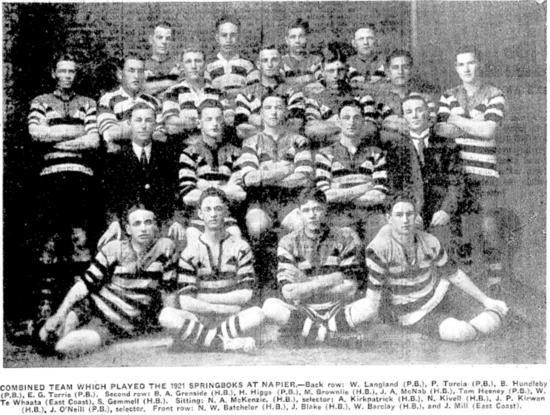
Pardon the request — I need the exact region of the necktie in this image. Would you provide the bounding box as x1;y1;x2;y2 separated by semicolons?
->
416;138;425;165
140;148;148;170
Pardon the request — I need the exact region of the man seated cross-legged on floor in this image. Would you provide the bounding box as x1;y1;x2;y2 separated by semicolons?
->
363;193;508;342
160;188;264;353
263;188;379;345
38;207;178;356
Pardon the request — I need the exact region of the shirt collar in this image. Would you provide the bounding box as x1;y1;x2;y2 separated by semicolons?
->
132;142;152;161
119;86;142;99
410;128;430;140
53;89;77;101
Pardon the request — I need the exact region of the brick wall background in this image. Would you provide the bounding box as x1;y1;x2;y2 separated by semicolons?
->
2;2;546;308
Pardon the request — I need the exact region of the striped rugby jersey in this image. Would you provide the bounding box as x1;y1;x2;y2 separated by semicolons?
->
81;238;178;336
437;84;506;179
303;81;377;122
145;56;179;82
178;138;242;202
162;80;232;125
278;226;362;287
28;90;98;177
235;130;313;183
366;225;457;326
315;139;388;201
206;53;255;96
281;53;323;86
373;84;437;126
176;233;256;296
97;87;163;138
348;53;386;84
234;79;304;126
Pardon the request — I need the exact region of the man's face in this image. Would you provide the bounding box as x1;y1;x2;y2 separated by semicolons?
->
388;56;412;87
324;60;347;89
182;51;205;81
216;22;239;55
339;105;364;138
403;99;429;134
54;60;77;91
150;26;172;57
119;59;145;94
352;28;376;56
130;108;155;146
258;49;281;78
386;201;416;238
261;97;286;128
200;107;224;139
286;27;307;55
198;196;227;230
456;52;479;84
300;200;326;232
126;209;157;246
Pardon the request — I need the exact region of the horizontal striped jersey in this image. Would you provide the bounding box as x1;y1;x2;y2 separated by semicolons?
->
206;53;255;96
278;226;362;287
234;80;304;126
97;87;163;137
348;53;386;84
161;80;231;125
28;90;98;177
303;81;377;122
235;131;313;185
177;233;256;296
373;84;437;125
144;56;179;82
178;138;242;202
437;84;506;179
281;53;323;86
366;225;457;326
81;238;178;336
315;139;388;199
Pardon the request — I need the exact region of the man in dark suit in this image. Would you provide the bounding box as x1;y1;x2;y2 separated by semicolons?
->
387;95;463;248
98;103;184;246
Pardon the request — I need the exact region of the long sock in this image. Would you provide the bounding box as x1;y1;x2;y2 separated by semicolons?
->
172;319;223;351
219;315;243;339
327;307;353;334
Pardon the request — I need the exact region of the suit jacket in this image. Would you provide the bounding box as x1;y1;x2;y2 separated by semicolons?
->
387;129;464;226
104;141;180;226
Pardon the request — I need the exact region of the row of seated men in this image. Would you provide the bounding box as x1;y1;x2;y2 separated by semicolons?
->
24;16;507;348
39;189;509;356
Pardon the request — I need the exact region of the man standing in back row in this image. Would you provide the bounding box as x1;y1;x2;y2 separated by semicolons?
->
436;46;507;295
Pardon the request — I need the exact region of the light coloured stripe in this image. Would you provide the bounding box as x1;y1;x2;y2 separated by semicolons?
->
455;137;496;148
389;269;432;287
332;175;372;188
366;258;386;275
459;151;497;164
112;276;151;290
198;276;241;290
114;265;136;274
91;294;125;325
228;316;238;338
302;318;313;337
389;260;431;275
400;279;450;326
391;277;436;305
44;152;81;160
463;166;499;178
100;288;140;317
40;164;93;176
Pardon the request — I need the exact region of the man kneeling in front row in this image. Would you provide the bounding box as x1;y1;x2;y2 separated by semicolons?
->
364;193;508;341
160;188;264;352
263;188;376;344
39;207;178;356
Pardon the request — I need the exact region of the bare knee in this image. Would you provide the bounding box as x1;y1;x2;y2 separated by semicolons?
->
439;317;477;342
159;307;197;330
246;209;272;239
262;298;291;325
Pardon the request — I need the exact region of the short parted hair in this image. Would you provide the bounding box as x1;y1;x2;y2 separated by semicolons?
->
261;92;286;107
126;205;156;226
384;192;418;214
153;21;172;31
401;94;428;111
288;17;310;34
298;187;327;207
354;24;377;36
198;187;230;209
116;54;145;70
321;42;347;65
216;15;241;31
455;45;481;62
130;102;155;116
198;99;224;117
181;44;205;58
338;99;363;116
259;43;282;55
54;53;78;69
387;49;413;67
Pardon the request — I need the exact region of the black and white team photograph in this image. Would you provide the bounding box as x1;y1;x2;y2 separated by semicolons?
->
2;1;546;369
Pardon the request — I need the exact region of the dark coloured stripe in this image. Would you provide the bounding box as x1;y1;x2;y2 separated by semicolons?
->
461;159;498;171
48;117;85;126
389;275;434;296
198;172;230;181
232;66;248;77
457;144;496;155
147;74;178;82
391;283;438;315
209;67;225;80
